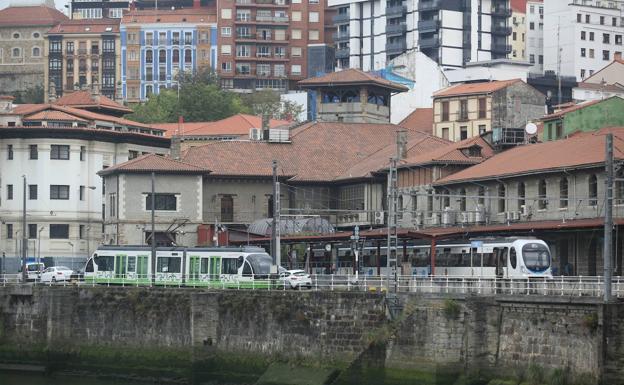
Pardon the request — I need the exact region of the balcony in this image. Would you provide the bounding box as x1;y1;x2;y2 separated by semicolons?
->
386;5;407;17
418;0;440;12
335;47;350;59
491;25;512;35
66;50;74;57
91;48;99;55
91;65;99;72
235;69;254;76
145;39;154;45
491;43;512;54
78;65;88;73
333;31;350;41
491;7;512;17
78;48;87;55
418;19;439;32
386;40;406;54
419;36;440;49
386;23;407;36
333;13;349;24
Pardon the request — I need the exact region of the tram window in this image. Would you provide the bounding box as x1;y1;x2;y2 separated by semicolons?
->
157;257;181;273
222;258;238;274
510;248;517;269
237;256;244;268
127;256;136;273
248;254;272;275
200;258;209;274
94;255;114;271
85;258;94;273
243;261;253;277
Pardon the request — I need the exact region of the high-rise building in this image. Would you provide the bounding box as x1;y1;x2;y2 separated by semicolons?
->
525;0;542;74
544;0;624;81
70;0;130;19
120;8;218;102
330;0;512;71
509;0;526;61
216;0;334;92
44;19;122;101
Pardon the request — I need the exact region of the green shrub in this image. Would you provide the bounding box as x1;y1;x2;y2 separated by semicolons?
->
443;299;461;320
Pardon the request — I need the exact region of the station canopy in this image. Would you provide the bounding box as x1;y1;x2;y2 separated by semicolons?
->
248;217;335;237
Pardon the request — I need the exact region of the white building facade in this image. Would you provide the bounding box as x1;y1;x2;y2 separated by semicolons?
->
525;0;543;74
330;0;512;71
544;0;624;81
0;126;169;271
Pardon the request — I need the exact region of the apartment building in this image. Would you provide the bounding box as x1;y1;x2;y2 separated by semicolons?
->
544;0;624;81
120;8;218;102
0;3;68;95
432;79;544;142
524;0;542;73
69;0;129;19
217;0;333;92
509;0;526;61
330;0;513;71
44;19;121;101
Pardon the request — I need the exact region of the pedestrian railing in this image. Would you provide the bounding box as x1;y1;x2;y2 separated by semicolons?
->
1;273;623;298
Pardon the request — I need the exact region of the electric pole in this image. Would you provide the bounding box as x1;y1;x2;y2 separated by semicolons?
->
604;133;613;302
271;160;281;272
151;171;156;284
387;157;398;293
21;175;27;282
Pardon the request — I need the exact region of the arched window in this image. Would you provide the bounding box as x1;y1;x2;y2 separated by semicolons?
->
32;47;40;57
538;179;547;209
559;177;568;208
517;182;525;210
159;49;166;63
146;49;153;63
11;47;21;58
589;174;597;206
478;186;485;205
459;188;466;211
184;49;192;62
172;49;179;64
498;183;506;213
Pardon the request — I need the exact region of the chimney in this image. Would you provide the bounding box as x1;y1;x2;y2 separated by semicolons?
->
48;81;57;103
262;112;270;140
91;81;100;104
170;136;181;160
177;115;184;136
615;52;622;61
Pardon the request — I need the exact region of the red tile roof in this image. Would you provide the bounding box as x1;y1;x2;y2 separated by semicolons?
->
398;108;433;134
510;0;527;12
121;8;216;24
576;82;624;93
181;122;443;182
541;98;606;120
298;68;409;92
401;135;496;167
433;79;522;98
152;114;290;138
435;128;624;185
0;5;68;27
47;19;120;34
99;154;208;175
54;91;132;114
22;110;88;122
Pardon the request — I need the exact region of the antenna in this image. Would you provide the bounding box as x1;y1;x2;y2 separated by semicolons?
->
557;17;562;105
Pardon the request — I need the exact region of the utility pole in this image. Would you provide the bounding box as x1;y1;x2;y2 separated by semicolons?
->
151;172;156;284
21;176;27;282
271;160;281;272
604;133;614;302
387;157;398;293
557;18;562;105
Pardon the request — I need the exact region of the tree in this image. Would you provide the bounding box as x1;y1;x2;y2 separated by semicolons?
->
124;89;180;123
241;89;304;122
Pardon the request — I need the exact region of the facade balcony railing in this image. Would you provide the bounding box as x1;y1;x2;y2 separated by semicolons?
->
236;69;254;75
386;5;407;17
418;19;439;32
335;47;350;59
386;40;407;54
332;31;350;41
491;25;512;35
237;33;254;39
333;13;350;24
386;23;407;35
418;0;440;12
145;39;154;45
78;65;88;72
66;50;74;56
91;66;99;72
491;7;512;17
78;49;88;55
419;36;440;49
491;43;512;54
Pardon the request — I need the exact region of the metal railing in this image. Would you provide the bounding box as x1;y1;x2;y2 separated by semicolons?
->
2;274;623;298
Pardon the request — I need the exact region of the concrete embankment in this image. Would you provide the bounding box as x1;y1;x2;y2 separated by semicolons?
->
0;286;622;385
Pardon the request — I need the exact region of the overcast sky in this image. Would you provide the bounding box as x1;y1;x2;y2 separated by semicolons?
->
0;0;69;13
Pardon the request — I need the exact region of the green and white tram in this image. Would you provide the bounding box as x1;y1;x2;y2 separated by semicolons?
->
84;246;274;287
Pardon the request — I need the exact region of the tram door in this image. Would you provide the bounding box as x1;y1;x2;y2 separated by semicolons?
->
210;256;221;281
189;255;201;281
136;255;149;281
115;254;127;279
494;248;508;278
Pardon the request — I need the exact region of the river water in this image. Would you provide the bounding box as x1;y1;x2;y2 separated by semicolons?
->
0;372;152;385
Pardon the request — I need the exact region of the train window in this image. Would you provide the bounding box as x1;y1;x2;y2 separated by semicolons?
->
127;256;136;273
201;258;209;274
510;248;517;269
222;258;238;274
85;258;94;273
237;256;244;268
243;261;253;277
248;254;272;275
522;243;550;271
94;255;114;271
157;257;181;273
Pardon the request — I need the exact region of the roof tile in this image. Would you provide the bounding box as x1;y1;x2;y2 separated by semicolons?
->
398;108;433;134
0;5;68;27
433;79;522;98
152;114;290;138
47;19;120;34
54;90;132;113
99;154;209;175
298;68;409;92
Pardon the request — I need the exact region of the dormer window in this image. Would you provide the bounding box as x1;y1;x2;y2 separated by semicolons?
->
460;144;482;157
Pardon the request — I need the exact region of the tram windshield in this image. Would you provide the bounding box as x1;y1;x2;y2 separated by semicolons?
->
521;243;550;272
247;253;272;276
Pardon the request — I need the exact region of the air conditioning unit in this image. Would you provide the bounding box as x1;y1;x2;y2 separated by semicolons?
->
374;211;384;225
249;127;261;140
459;212;469;224
442;207;455;226
520;204;529;217
415;211;424;226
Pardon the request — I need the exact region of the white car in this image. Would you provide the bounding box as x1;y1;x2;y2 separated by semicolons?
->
279;269;312;289
40;266;74;283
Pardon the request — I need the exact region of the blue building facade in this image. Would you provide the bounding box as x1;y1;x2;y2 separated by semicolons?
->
120;11;217;102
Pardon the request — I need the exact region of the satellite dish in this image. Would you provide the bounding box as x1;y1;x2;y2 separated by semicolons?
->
525;123;538;135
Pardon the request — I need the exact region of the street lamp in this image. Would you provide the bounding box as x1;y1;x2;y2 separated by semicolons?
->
68;241;74;271
86;185;96;263
37;226;44;268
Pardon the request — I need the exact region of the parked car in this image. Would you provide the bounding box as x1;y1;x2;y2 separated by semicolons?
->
18;262;45;282
40;266;74;283
279;269;312;289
